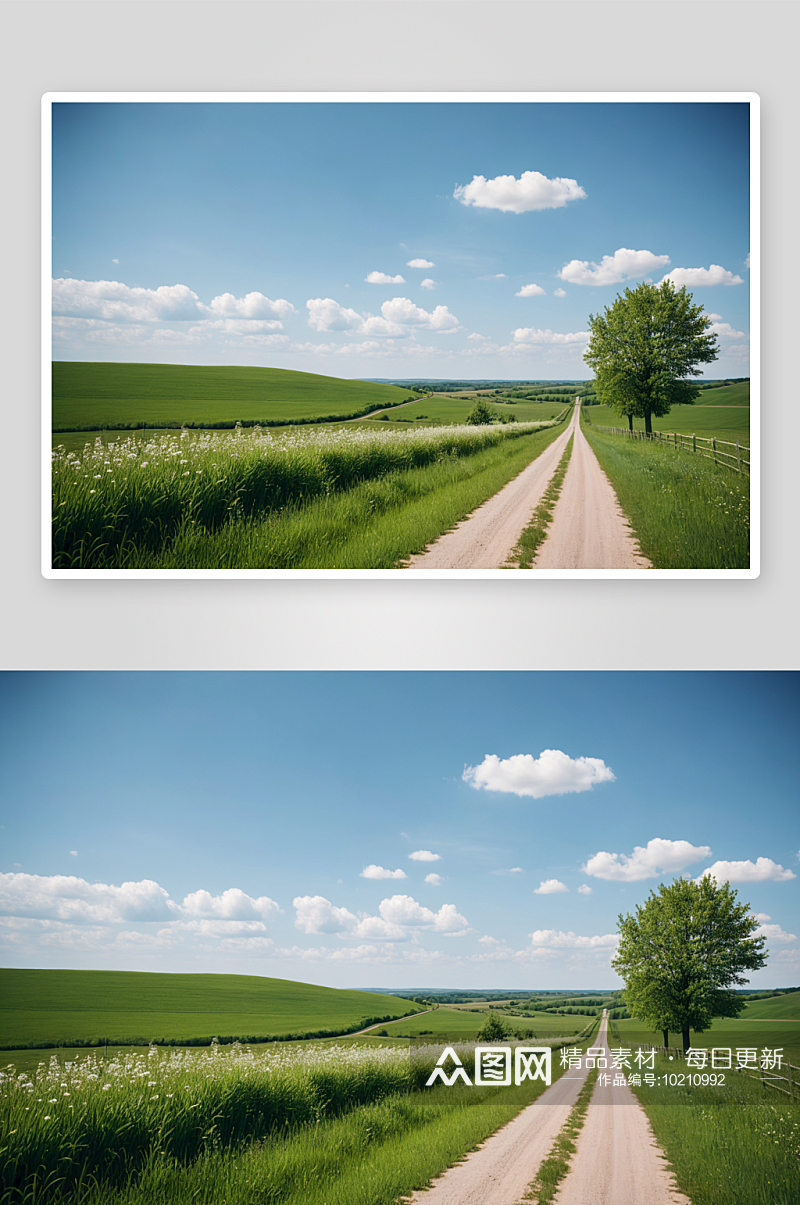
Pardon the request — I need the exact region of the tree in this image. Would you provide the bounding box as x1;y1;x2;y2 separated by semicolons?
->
476;1012;513;1043
583;281;719;434
466;399;496;425
612;876;767;1053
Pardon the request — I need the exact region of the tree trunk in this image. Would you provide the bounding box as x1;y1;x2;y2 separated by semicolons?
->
644;411;653;435
628;414;633;431
682;1023;691;1054
663;1029;669;1050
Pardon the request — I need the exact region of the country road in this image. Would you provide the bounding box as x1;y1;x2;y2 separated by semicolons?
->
405;403;650;570
410;1015;688;1205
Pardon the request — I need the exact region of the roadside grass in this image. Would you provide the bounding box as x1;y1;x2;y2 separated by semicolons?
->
52;363;411;430
62;421;565;570
585;400;749;442
0;969;415;1050
581;423;749;569
507;434;573;567
613;1015;800;1069
627;1050;800;1205
523;1068;598;1204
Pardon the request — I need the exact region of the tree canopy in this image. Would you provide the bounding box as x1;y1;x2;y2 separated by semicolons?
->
583;281;719;433
476;1012;514;1043
612;875;767;1052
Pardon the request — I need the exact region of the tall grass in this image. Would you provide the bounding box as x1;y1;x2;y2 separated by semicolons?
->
582;423;749;569
53;421;559;569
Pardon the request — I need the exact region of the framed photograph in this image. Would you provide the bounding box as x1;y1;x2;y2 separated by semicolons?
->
43;93;758;578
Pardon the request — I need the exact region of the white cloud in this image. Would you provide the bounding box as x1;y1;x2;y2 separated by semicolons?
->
292;895;357;934
181;888;281;920
69;851;77;857
745;253;751;269
365;271;406;284
199;319;285;335
753;913;772;922
425;873;443;887
513;328;590;345
553;288;566;298
559;248;670;286
533;879;569;894
176;919;269;937
494;273;507;278
516;283;546;297
705;314;746;339
463;749;615;799
112;258;119;264
577;884;592;895
379;894;468;933
360;865;407;881
0;872;179;923
661;265;744;287
529;929;618;949
583;838;712;882
407;259;435;269
351;916;408;942
198;292;296;319
698;858;796;884
454;170;586;214
421;279;436;290
52;278;202;322
409;850;441;862
306;297;363;332
756;922;797;944
380;297;460;331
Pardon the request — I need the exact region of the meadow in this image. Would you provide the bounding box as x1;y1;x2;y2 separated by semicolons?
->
0;970;416;1049
52;417;566;570
371;1005;592;1042
581;418;750;569
361;396;570;427
584;379;750;442
52;363;413;431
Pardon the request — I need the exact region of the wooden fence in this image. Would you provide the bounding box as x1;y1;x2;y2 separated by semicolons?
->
586;421;750;475
635;1044;799;1100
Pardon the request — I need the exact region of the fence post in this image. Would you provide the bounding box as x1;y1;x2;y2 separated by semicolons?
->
693;434;696;454
713;437;717;466
737;441;741;472
788;1059;793;1099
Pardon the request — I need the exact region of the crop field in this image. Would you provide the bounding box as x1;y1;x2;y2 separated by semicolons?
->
360;395;569;427
0;1034;584;1204
52;363;413;430
0;969;415;1049
52;417;565;569
582;420;750;569
585;396;750;442
370;1006;592;1042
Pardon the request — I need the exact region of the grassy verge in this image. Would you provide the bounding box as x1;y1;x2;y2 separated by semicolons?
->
122;423;567;569
581;421;749;569
507;434;573;567
524;1068;598;1204
627;1050;800;1205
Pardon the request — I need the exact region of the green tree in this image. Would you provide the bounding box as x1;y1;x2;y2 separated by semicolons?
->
583;281;719;434
612;876;767;1053
466;399;496;425
476;1012;513;1042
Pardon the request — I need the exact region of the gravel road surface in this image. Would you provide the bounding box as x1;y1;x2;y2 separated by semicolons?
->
405;411;576;570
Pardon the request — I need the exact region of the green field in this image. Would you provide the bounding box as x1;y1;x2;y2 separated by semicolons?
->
52;363;414;430
694;381;751;406
372;1005;592;1042
360;395;569;427
0;969;415;1048
585;380;750;443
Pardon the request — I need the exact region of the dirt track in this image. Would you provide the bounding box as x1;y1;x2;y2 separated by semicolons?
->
404;403;650;570
404;412;576;570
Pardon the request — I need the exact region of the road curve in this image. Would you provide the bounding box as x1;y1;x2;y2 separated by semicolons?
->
404;411;577;570
532;405;651;569
554;1018;689;1205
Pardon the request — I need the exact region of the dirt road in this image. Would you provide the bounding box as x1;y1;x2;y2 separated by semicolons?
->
555;1018;689;1205
407;1045;591;1205
532;405;651;569
405;412;576;570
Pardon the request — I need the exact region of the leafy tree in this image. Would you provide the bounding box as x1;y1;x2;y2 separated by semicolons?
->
466;399;496;425
476;1012;513;1042
612;876;767;1053
583;281;719;434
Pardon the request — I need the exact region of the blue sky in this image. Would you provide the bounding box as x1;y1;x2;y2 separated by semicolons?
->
1;672;795;990
51;99;752;381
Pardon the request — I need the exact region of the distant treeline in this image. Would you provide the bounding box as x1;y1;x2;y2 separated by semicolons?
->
52;398;418;434
698;378;750;388
0;1011;418;1052
375;380;585;392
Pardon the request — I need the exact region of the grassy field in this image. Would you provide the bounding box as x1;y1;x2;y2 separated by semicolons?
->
0;969;416;1048
694;381;751;406
52;418;566;569
584;379;750;443
52;363;413;430
359;395;569;427
372;1005;592;1042
581;418;750;569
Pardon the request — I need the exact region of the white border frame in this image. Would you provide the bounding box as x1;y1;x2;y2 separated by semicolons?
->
42;91;759;580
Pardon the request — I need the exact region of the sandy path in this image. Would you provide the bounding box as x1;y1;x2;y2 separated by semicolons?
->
405;410;577;570
531;405;651;569
407;1044;591;1204
555;1019;690;1205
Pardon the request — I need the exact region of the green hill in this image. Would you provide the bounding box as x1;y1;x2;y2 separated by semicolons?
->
741;990;800;1020
52;362;413;431
0;969;415;1048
